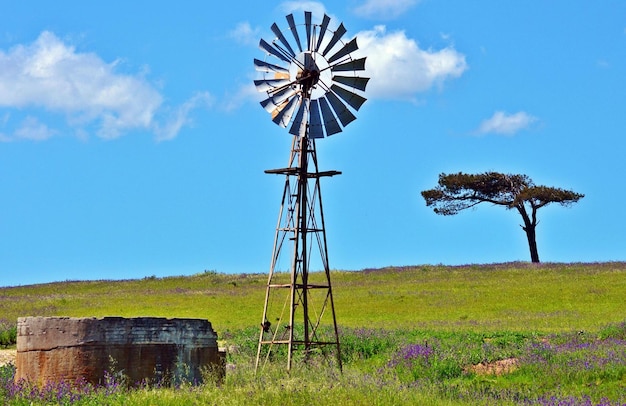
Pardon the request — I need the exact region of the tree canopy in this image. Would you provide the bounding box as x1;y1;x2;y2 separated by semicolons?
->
421;172;584;263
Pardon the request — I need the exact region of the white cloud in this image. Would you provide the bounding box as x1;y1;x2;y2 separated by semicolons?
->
278;2;341;31
596;59;610;69
222;83;261;113
476;111;537;136
155;92;214;142
248;5;465;104
354;0;420;20
230;22;261;46
0;31;209;141
354;26;467;100
280;1;328;19
14;116;56;141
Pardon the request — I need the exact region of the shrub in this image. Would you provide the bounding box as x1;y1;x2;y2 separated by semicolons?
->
598;320;626;340
0;324;17;348
339;327;399;364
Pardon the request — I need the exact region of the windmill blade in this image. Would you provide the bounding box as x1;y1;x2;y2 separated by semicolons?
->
305;11;312;50
308;99;325;138
260;86;297;113
326;92;356;126
327;38;359;63
286;14;303;52
289;98;308;137
272;94;300;128
330;84;367;111
331;57;366;72
318;97;342;136
332;75;369;92
315;14;331;52
254;78;291;93
254;58;289;75
321;23;347;57
271;23;296;58
259;39;291;63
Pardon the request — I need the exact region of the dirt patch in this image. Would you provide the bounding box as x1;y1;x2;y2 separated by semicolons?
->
0;349;16;366
467;357;519;375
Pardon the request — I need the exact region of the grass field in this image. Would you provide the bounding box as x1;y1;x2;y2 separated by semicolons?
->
1;262;625;332
1;262;626;405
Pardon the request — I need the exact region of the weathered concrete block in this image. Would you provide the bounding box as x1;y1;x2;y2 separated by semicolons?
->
15;316;225;387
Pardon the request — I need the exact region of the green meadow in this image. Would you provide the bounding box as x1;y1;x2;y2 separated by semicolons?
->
2;262;624;332
1;262;626;405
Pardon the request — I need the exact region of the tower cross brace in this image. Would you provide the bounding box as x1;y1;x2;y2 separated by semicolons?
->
255;134;342;372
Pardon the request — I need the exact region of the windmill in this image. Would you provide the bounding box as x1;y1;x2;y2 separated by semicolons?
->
254;11;368;371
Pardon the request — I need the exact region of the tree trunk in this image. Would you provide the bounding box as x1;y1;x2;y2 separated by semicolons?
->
517;205;540;263
524;224;540;263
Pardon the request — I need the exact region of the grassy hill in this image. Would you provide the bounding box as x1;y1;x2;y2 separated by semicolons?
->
2;262;626;404
2;262;625;333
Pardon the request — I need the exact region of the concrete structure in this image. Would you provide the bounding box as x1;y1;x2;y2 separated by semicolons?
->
15;316;224;386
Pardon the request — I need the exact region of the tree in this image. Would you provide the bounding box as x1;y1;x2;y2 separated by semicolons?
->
421;172;584;263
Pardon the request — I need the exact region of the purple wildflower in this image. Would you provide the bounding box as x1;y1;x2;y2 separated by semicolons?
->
389;343;433;368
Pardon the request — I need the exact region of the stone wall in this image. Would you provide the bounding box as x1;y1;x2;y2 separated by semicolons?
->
16;316;225;386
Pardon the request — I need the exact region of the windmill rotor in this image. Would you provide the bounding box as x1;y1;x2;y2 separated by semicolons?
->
254;12;368;138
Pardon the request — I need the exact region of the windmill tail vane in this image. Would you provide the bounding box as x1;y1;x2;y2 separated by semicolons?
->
254;11;368;372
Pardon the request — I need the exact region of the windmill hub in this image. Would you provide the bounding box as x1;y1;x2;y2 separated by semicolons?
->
296;66;319;94
291;51;327;98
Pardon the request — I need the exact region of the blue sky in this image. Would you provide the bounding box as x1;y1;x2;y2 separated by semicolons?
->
1;1;625;286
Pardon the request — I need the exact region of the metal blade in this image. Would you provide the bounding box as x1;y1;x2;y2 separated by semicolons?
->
331;57;366;72
331;84;367;111
318;97;342;135
254;58;289;75
305;11;312;50
254;78;291;93
327;38;359;63
332;75;370;91
286;14;303;53
315;14;331;52
321;23;346;57
259;39;290;63
260;86;297;113
271;23;296;58
326;91;356;126
289;98;308;137
272;94;300;128
308;99;324;138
